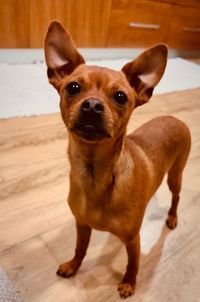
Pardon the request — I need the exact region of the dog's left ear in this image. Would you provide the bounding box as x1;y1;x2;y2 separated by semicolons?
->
44;20;85;91
122;44;168;107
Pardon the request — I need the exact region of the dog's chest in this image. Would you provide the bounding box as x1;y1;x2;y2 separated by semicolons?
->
69;189;115;231
68;179;137;238
68;153;139;236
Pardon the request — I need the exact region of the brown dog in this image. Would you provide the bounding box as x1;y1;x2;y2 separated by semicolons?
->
44;21;191;298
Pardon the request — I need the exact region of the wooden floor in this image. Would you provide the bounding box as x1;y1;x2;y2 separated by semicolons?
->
0;88;200;302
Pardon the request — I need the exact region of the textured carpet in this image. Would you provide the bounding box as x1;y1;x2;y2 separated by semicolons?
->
0;268;22;302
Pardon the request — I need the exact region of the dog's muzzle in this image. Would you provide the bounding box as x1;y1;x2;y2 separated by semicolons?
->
72;98;111;141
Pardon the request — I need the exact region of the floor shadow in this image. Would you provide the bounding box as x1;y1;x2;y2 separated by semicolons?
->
137;225;171;292
80;223;171;290
79;232;124;284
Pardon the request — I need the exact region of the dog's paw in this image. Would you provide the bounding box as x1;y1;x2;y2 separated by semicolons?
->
117;282;135;299
57;260;78;278
166;215;177;229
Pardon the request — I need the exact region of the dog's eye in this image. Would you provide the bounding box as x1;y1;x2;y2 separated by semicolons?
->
66;82;81;96
113;91;128;106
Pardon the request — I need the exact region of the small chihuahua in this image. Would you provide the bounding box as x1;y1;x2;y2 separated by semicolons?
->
44;21;191;298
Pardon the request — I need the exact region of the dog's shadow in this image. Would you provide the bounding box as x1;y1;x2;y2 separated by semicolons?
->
137;225;170;290
81;223;170;293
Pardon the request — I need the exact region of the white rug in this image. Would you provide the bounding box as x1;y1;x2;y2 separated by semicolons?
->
0;58;200;118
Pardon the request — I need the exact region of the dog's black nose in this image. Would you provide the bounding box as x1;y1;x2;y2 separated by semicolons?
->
81;99;104;114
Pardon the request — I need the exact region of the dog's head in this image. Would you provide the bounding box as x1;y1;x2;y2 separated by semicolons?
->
44;21;167;144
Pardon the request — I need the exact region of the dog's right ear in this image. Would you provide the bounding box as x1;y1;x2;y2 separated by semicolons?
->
122;44;168;107
44;21;85;91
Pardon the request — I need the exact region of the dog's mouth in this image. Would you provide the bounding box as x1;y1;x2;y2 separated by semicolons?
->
71;123;111;142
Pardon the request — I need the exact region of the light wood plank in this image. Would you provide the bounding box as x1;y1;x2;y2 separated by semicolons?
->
0;236;83;302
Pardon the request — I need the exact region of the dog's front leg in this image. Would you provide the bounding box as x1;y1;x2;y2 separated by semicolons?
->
57;222;92;278
118;234;140;298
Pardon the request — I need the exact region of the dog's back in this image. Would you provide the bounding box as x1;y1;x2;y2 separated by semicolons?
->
127;115;191;203
128;115;191;168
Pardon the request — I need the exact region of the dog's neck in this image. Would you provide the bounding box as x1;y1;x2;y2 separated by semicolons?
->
68;134;125;192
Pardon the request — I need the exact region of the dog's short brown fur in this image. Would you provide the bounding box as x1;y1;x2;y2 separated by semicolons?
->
44;21;191;298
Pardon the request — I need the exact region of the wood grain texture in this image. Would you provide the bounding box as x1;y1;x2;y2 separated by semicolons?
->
166;6;200;49
158;0;200;8
29;0;112;47
0;0;199;49
0;0;29;47
106;0;172;47
0;88;200;301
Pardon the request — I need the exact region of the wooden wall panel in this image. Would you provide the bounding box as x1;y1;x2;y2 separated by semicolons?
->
158;0;200;9
166;6;200;49
29;0;112;48
29;0;57;48
0;0;29;48
0;0;199;50
106;0;172;47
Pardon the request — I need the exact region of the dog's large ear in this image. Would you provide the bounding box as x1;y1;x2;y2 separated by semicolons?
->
122;44;168;107
44;20;85;91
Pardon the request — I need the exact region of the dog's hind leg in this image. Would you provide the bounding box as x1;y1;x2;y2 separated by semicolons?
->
166;164;182;229
166;147;190;229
